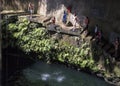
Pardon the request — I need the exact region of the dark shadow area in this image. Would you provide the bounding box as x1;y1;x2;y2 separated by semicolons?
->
2;47;35;86
1;15;36;86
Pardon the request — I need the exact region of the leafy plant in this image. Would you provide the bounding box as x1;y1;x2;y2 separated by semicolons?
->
2;17;99;73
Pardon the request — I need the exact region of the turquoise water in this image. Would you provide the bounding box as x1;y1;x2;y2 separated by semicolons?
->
16;61;113;86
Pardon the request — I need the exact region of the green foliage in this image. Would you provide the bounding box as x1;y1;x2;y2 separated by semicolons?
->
106;58;110;65
2;17;99;73
91;66;99;72
80;60;88;68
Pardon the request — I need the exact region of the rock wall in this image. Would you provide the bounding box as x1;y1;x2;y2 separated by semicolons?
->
1;0;39;13
37;0;120;40
37;0;87;23
1;0;120;40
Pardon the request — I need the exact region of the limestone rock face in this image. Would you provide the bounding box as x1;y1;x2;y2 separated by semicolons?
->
37;0;120;40
1;0;120;38
37;0;47;16
37;0;86;23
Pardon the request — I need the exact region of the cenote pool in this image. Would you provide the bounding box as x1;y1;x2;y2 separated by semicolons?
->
12;61;114;86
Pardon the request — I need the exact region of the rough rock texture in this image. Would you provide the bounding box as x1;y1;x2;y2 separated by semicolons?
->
37;0;120;41
1;0;120;41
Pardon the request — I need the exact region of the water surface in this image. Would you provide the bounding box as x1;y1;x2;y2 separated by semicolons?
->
16;61;113;86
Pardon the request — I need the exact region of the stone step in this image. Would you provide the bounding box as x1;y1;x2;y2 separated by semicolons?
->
46;26;80;36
